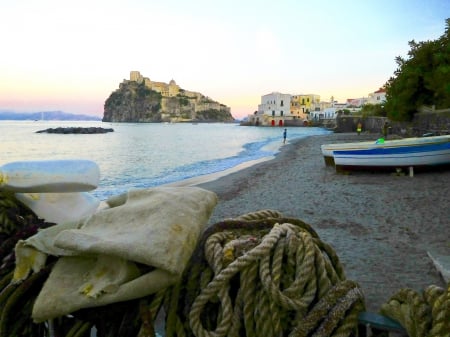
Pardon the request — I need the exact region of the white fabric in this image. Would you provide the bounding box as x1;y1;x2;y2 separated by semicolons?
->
13;221;82;282
14;192;100;224
13;186;217;322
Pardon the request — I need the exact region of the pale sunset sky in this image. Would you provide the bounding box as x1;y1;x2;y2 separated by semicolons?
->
1;0;449;119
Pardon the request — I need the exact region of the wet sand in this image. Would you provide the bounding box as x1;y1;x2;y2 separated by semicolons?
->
195;132;450;311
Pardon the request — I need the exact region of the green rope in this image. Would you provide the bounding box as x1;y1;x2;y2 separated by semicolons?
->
1;207;368;337
0;263;53;337
380;282;450;337
428;284;450;337
66;320;93;337
163;212;366;337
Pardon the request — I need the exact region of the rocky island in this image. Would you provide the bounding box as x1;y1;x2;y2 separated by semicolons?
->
36;127;114;134
103;71;235;123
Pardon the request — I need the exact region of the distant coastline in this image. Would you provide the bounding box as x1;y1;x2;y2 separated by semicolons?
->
0;110;101;121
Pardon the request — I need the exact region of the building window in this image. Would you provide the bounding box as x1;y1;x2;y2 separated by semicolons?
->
281;111;284;116
272;111;275;117
281;100;284;106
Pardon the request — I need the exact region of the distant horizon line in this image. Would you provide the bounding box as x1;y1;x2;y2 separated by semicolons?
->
0;110;102;121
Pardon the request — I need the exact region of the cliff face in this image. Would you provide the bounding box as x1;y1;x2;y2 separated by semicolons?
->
103;82;163;122
103;81;234;123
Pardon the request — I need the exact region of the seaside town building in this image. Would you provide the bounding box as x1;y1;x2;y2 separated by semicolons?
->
367;88;387;105
346;98;368;107
309;98;342;121
250;92;293;126
247;87;389;126
290;94;321;119
248;92;332;126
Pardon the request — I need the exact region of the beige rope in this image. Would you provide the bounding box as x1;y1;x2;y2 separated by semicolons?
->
168;212;366;337
380;282;450;337
1;206;367;337
233;209;284;221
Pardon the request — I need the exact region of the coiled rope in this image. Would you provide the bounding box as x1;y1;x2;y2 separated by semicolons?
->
162;210;365;337
1;195;368;337
380;283;450;337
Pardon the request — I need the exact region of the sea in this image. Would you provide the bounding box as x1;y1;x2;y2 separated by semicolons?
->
0;120;332;200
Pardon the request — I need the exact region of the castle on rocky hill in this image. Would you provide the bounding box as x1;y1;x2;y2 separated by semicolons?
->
103;71;233;123
125;71;231;119
130;71;188;98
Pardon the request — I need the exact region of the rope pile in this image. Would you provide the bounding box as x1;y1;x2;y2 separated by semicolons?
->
2;189;449;337
0;191;56;336
380;283;450;337
1;193;368;337
169;210;366;337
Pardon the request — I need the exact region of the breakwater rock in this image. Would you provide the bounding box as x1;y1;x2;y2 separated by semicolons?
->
36;127;114;134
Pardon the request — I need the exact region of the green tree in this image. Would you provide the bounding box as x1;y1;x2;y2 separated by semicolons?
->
360;104;386;117
384;18;450;121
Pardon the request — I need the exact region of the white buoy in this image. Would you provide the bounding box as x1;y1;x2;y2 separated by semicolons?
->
0;160;100;192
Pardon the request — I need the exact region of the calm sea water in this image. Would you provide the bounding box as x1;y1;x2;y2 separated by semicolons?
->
0;121;331;200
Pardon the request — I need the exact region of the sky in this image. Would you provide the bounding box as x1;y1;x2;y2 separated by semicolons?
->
1;0;449;119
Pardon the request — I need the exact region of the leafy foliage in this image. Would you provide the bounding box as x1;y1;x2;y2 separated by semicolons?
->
360;104;386;117
336;109;351;115
196;109;232;121
384;18;450;121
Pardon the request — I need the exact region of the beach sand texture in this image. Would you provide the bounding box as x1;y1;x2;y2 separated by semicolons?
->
197;132;450;312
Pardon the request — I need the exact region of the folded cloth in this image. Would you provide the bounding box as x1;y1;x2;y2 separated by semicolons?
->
13;221;80;281
13;186;217;322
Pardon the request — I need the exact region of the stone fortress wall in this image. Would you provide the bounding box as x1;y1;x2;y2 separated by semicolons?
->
127;71;230;116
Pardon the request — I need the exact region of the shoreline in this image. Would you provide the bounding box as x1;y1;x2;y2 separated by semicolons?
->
165;156;275;187
194;132;450;311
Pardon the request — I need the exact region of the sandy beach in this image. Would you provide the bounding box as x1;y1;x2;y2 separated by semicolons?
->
196;132;450;312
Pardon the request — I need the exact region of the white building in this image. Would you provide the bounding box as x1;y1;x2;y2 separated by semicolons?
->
367;88;387;105
246;88;389;126
310;107;339;120
258;92;291;117
249;92;292;126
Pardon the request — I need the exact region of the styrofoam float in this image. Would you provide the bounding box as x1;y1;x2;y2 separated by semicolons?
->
0;159;100;192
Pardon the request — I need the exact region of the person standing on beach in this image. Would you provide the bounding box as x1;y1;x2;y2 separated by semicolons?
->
283;128;287;144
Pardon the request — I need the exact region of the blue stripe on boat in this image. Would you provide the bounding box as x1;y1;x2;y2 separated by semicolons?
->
333;142;450;156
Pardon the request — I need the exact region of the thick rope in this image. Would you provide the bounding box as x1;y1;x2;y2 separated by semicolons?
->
380;282;450;337
3;195;449;337
233;209;284;221
164;211;366;337
1;202;369;337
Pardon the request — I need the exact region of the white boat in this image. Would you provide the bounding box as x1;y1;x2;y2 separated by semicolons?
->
321;139;380;166
321;135;450;170
320;137;427;166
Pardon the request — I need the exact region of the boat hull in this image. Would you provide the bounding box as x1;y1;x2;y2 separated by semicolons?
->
321;135;450;170
333;142;450;169
321;140;377;166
